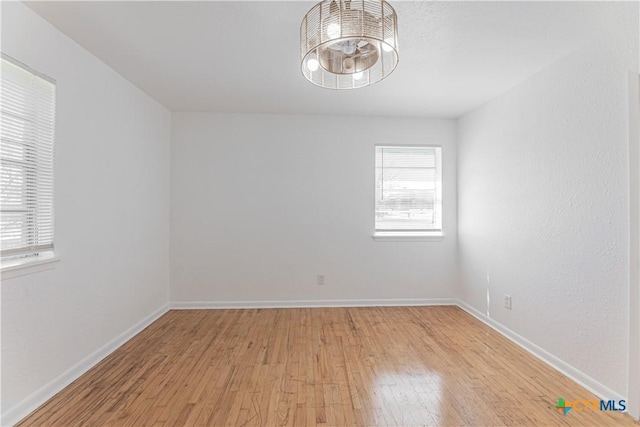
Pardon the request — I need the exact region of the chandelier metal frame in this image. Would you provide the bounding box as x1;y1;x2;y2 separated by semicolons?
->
300;0;399;89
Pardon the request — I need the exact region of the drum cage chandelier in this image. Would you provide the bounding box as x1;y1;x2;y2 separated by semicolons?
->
300;0;399;90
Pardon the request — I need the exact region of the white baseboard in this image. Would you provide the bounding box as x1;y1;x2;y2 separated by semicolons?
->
170;298;458;309
1;303;170;427
456;299;626;403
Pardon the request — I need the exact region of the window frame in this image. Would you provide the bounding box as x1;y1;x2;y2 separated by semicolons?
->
373;144;444;241
1;54;57;270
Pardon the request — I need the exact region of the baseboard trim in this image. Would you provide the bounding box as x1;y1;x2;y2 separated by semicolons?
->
1;303;170;427
170;298;458;309
455;299;626;403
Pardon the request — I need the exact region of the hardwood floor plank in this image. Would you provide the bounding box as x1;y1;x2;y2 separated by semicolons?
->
15;306;639;426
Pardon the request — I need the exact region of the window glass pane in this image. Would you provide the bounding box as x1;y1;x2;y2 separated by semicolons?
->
0;56;55;260
375;146;442;232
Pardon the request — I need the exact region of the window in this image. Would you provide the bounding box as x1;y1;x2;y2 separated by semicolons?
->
1;55;55;264
374;145;442;238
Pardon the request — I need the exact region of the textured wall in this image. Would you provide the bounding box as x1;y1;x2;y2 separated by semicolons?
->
457;5;638;397
1;2;171;418
628;72;640;419
171;113;457;303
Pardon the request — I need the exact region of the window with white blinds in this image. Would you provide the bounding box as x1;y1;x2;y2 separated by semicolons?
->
1;55;55;261
375;145;442;234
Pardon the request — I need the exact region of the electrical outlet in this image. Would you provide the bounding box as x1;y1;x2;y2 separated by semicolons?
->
504;294;512;310
317;275;325;286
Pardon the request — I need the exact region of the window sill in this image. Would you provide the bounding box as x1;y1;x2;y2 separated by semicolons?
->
372;232;444;242
1;253;59;280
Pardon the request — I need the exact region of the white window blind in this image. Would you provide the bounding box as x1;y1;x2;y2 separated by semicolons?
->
1;55;55;261
375;145;442;233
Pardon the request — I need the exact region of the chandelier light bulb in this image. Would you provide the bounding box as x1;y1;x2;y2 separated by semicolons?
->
382;39;394;53
307;58;319;71
353;72;363;80
327;23;341;39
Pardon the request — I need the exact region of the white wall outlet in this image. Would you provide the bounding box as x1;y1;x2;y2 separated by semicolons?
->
504;294;512;310
317;275;325;286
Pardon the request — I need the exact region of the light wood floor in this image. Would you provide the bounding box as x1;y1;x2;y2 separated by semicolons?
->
18;306;639;426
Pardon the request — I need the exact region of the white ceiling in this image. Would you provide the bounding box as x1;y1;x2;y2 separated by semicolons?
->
26;1;627;118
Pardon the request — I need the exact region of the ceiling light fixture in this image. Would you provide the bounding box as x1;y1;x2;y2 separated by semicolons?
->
300;0;399;89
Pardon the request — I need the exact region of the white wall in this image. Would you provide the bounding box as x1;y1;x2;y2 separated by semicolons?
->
628;72;640;419
171;113;456;304
0;2;171;423
457;5;638;399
